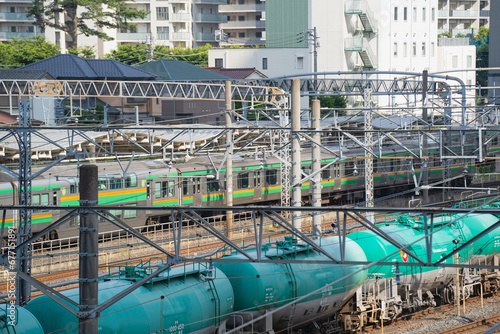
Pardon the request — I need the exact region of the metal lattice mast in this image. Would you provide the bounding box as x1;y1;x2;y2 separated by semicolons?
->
16;99;32;305
364;88;374;222
279;104;291;212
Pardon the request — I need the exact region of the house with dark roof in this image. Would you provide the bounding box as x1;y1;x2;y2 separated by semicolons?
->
136;59;233;125
15;54;158;125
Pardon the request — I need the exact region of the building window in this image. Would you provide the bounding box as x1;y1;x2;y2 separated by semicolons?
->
394;7;398;21
297;56;304;69
422;42;426;56
431;42;435;57
452;55;458;68
432;8;436;21
157;26;169;40
413;42;416;56
404;7;408;21
413;7;417;22
256;31;262;38
422;7;426;22
393;42;398;57
156;7;168;20
9;7;15;13
215;58;223;67
238;15;245;21
262;57;268;70
238;32;245;38
467;55;473;67
403;42;407;57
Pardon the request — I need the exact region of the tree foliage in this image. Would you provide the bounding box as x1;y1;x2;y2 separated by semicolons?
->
0;36;60;68
27;0;147;49
104;43;214;66
68;45;96;59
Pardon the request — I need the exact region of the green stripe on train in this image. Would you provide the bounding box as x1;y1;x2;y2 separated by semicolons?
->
263;187;281;195
234;190;254;198
182;198;194;205
99;193;147;205
0;189;13;194
341;178;359;185
203;194;224;202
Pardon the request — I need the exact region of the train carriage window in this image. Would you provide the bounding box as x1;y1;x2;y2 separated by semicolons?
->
53;192;57;205
238;172;249;189
182;180;189;195
109;209;122;219
124;204;137;219
333;164;340;177
207;179;220;192
32;194;40;206
197;178;201;193
155;183;162;198
69;178;78;194
345;161;355;176
265;169;278;185
98;177;108;190
302;166;311;175
168;181;175;197
125;173;137;188
41;193;49;206
109;175;123;190
321;168;331;179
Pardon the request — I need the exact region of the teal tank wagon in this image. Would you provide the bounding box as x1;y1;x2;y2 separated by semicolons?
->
215;236;367;332
0;304;44;334
26;262;234;334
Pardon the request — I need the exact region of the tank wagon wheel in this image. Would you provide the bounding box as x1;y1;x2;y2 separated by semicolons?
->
443;285;455;305
144;217;161;232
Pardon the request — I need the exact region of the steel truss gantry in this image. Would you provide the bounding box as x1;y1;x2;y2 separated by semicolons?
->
0;72;496;309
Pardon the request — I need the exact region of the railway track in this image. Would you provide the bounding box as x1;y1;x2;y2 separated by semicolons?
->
437;314;500;334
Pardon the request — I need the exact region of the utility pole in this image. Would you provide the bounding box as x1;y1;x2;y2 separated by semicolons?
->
146;34;154;62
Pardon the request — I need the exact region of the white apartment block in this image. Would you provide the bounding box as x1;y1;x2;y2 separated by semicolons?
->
218;0;265;46
0;0;40;42
0;0;229;57
438;0;489;36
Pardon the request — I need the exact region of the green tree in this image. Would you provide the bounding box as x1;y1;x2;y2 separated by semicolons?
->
314;95;347;116
28;0;147;50
474;27;489;102
104;43;213;66
68;45;96;59
0;36;60;68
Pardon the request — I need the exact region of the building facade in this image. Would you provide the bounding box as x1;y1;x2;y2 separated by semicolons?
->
218;0;265;46
438;0;489;36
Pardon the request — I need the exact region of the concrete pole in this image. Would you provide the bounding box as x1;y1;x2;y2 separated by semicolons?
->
291;79;302;231
312;99;322;236
79;165;99;334
225;81;233;239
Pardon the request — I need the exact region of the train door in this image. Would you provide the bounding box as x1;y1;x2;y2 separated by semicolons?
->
146;180;153;205
191;177;202;205
254;170;262;201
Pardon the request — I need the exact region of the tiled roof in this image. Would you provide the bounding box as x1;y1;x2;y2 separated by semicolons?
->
136;59;231;81
19;54;156;80
204;67;267;80
0;69;53;80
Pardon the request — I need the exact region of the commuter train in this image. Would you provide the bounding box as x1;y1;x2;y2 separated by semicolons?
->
13;203;500;333
1;135;496;245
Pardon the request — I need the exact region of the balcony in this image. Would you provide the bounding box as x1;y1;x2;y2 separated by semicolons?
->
116;32;150;41
195;32;216;41
0;32;40;39
193;0;227;4
0;12;32;21
220;20;265;29
438;10;448;17
129;13;151;21
480;10;489;17
171;13;191;21
194;13;227;23
170;0;189;2
452;28;473;36
218;4;265;13
172;32;191;40
451;10;477;17
222;37;263;45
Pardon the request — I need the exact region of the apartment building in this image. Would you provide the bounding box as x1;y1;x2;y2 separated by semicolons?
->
0;0;39;42
0;0;229;57
438;0;489;36
218;0;265;46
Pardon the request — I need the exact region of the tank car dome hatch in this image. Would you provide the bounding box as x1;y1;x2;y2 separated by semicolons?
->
26;263;234;334
0;305;44;334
